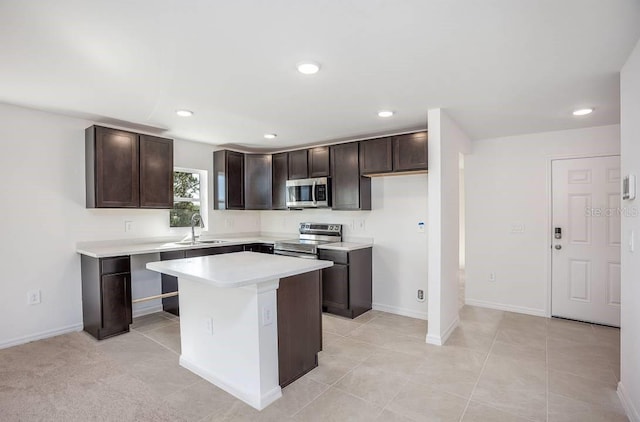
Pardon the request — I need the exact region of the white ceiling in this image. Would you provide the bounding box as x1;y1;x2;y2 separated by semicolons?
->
1;1;639;149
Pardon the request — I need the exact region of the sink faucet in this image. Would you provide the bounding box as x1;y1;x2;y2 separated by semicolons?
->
191;213;204;244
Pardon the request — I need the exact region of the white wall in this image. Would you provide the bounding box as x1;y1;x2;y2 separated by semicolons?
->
260;174;429;319
0;103;259;348
426;109;471;345
619;38;640;422
465;125;620;316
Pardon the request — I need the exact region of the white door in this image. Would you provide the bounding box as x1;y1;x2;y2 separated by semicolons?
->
551;156;621;327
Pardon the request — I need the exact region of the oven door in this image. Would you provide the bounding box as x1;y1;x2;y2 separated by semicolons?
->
286;177;330;208
274;249;318;259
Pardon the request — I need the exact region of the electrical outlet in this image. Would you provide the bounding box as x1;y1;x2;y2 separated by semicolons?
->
124;220;134;232
204;317;214;335
417;221;425;233
27;290;41;305
225;218;234;228
356;219;366;231
417;289;425;302
262;305;274;326
489;272;496;282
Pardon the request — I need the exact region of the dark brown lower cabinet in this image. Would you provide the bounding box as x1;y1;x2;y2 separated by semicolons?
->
81;255;132;340
277;270;322;387
319;247;372;319
159;245;245;316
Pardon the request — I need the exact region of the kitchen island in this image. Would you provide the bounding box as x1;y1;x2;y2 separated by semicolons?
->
146;251;332;410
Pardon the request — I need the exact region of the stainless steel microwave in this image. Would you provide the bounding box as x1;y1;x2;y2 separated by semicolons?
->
286;177;331;208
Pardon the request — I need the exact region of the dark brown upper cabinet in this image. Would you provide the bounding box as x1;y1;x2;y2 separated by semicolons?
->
359;137;393;175
393;131;428;172
272;152;288;210
85;126;173;209
214;150;245;210
244;154;272;210
308;146;330;177
330;142;371;210
139;135;173;208
358;131;428;176
288;149;308;179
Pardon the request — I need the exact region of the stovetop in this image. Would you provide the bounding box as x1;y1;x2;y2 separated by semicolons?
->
274;222;342;255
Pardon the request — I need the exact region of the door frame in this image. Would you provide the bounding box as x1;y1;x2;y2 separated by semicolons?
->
545;152;620;318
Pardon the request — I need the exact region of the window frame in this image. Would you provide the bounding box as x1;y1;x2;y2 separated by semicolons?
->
170;167;208;229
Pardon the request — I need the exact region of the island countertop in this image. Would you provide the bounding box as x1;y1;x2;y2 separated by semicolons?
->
146;251;333;288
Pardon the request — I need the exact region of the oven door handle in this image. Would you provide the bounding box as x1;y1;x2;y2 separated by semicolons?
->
274;250;317;259
312;180;317;206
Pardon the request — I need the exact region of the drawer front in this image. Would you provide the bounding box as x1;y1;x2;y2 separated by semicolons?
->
100;256;130;275
318;249;348;265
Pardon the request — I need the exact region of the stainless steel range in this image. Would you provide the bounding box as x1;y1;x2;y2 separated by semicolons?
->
274;223;342;259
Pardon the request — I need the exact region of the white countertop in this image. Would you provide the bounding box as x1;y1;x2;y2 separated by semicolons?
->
76;234;372;258
146;251;333;288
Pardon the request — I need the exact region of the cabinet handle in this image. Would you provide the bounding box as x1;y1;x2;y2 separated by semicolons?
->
312;180;317;206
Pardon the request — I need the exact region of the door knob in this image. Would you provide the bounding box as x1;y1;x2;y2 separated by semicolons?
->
554;244;562;250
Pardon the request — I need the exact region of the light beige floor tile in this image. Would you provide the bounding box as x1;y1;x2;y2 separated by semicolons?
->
307;352;361;385
547;318;598;344
271;376;329;416
548;336;618;362
410;346;486;398
204;398;292;421
548;392;629;422
471;355;546;421
96;330;176;365
353;310;383;323
131;312;177;332
490;340;546;364
457;318;502;336
322;313;363;336
142;322;182;354
462;401;534;422
386;381;468;422
548;352;618;384
292;387;382;422
548;370;623;411
445;325;495;352
347;323;412;349
322;334;382;361
165;379;237;421
360;349;426;377
366;314;428;338
459;305;504;324
381;334;434;358
495;327;546;351
125;354;202;398
375;409;415;421
333;364;407;406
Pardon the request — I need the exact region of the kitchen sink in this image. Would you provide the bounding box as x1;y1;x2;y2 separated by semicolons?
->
173;239;227;245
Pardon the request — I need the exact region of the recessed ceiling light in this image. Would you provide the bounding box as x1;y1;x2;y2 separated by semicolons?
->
378;110;394;118
297;62;320;75
264;133;277;139
572;108;593;116
176;109;194;117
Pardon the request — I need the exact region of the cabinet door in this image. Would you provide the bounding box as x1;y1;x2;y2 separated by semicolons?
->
322;264;349;309
139;135;173;208
360;137;393;174
94;127;139;207
244;154;272;210
288;150;308;179
272;152;288;210
308;146;330;177
160;250;185;316
331;142;370;210
227;151;245;209
100;273;131;337
393;132;428;172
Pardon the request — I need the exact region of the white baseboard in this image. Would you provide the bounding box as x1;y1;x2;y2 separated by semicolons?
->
618;382;640;422
132;304;164;318
0;323;83;350
372;303;427;320
180;356;282;410
465;298;546;317
426;315;459;346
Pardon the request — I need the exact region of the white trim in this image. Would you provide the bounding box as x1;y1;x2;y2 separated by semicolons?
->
465;298;547;317
0;323;83;350
132;304;164;318
180;356;282;411
618;381;640;422
546;153;621;319
372;303;427;320
426;315;459;346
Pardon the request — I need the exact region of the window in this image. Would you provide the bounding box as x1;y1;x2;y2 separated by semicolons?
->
170;168;207;228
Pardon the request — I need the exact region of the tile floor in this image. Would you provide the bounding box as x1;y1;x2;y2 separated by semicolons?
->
0;306;625;421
